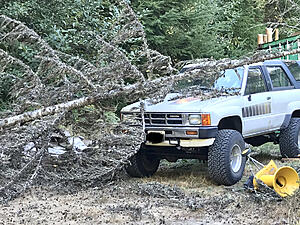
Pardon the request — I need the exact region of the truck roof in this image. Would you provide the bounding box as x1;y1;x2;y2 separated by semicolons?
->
249;60;300;67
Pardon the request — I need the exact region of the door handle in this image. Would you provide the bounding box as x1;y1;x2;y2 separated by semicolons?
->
248;95;251;101
267;97;271;100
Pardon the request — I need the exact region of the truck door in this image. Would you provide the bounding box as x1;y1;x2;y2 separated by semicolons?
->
243;67;273;136
264;65;296;130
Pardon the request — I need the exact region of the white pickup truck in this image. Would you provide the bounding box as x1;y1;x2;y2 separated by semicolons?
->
121;60;300;186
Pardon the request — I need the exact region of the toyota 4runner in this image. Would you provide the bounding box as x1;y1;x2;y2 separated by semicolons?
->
121;60;300;186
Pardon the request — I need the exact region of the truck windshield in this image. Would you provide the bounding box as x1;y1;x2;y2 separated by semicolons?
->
173;67;244;92
214;67;244;90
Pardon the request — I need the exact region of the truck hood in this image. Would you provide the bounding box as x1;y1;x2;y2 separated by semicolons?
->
121;94;241;113
145;96;237;112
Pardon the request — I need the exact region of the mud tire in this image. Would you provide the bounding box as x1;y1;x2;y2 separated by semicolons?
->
279;118;300;158
125;149;160;177
208;129;246;186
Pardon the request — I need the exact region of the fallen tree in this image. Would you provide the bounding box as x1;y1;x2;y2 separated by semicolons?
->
0;47;300;129
1;3;300;204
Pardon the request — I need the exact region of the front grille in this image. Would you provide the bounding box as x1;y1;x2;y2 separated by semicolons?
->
144;113;184;126
167;120;182;125
151;114;165;118
167;114;182;118
151;119;166;124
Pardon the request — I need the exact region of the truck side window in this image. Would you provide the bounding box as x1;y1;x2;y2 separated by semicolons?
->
285;61;300;81
266;66;292;88
245;68;266;95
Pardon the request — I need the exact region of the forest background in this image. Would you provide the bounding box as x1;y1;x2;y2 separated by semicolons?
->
1;0;300;113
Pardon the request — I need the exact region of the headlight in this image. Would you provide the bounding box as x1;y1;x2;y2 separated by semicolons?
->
189;115;201;125
121;113;131;121
121;113;140;123
189;114;211;125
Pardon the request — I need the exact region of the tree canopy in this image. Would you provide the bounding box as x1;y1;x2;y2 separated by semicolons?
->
132;0;300;61
1;0;299;64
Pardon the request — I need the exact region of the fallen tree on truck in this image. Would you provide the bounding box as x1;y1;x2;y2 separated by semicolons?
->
1;2;300;203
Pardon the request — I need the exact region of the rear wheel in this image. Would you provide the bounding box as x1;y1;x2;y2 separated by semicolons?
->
279;118;300;158
125;149;160;177
208;129;246;186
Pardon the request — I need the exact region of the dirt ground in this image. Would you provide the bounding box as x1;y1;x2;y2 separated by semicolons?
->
0;146;299;225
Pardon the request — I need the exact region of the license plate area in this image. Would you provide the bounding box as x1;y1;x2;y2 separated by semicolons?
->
146;131;165;143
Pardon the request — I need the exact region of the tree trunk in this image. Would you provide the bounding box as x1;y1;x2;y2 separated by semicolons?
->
1;48;299;129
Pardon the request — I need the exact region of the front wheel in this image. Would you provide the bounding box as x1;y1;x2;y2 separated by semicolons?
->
208;129;246;186
125;149;160;178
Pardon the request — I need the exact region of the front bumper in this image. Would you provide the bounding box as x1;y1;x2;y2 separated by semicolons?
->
145;138;215;147
144;126;218;147
145;126;218;139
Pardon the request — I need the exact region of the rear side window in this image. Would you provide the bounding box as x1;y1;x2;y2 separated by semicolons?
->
285;61;300;81
266;66;292;88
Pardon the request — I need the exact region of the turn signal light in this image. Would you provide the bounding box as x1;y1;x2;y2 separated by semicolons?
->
186;131;198;135
201;114;211;126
